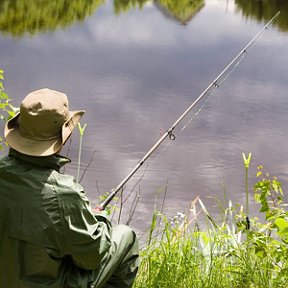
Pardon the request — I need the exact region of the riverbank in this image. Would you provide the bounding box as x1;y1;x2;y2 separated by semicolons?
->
133;166;288;288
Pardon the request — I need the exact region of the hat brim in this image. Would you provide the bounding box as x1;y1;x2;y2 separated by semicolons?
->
4;110;85;157
61;110;85;146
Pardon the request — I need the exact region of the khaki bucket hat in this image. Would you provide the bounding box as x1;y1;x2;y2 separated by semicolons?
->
4;88;85;157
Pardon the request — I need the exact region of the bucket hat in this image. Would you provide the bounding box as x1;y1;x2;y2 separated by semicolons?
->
4;88;85;157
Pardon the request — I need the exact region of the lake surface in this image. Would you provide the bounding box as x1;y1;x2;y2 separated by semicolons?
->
1;0;288;233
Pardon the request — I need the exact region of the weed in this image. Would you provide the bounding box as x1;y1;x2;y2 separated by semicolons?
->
0;69;16;152
133;161;288;288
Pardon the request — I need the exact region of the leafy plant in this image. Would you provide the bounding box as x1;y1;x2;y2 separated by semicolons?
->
0;69;15;151
133;161;288;288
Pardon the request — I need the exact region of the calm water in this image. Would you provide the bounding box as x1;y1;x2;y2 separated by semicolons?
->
1;0;288;232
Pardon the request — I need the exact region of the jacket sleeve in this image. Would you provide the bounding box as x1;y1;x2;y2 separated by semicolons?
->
52;172;112;270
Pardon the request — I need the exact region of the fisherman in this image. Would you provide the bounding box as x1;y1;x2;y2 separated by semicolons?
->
0;88;139;288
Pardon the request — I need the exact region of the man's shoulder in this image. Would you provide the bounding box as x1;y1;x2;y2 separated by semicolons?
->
49;171;84;196
0;153;13;167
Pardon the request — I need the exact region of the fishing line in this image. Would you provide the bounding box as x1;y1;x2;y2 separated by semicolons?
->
234;27;279;138
179;45;249;136
127;49;255;183
98;11;280;210
113;50;250;198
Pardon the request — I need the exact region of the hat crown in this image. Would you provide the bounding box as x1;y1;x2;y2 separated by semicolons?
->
19;88;70;140
4;88;84;157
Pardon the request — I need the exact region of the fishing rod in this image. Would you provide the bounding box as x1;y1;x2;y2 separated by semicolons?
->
97;11;280;210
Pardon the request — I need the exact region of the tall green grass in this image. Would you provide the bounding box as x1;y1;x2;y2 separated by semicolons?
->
133;164;288;288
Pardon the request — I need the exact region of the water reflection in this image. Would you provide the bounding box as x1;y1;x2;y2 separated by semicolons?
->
113;0;150;14
235;0;288;32
1;0;288;38
0;0;104;37
114;0;205;25
154;0;205;25
0;0;205;37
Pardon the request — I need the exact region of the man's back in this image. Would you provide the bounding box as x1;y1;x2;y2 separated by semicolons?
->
0;149;111;287
0;88;139;288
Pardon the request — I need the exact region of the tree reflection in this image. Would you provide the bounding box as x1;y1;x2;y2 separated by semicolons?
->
0;0;204;37
2;0;287;38
0;0;104;37
114;0;205;25
113;0;150;15
0;0;205;38
235;0;288;32
154;0;204;25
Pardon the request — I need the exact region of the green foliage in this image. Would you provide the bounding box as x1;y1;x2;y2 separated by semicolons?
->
254;166;284;219
254;167;288;246
0;70;15;151
97;191;119;216
134;165;288;288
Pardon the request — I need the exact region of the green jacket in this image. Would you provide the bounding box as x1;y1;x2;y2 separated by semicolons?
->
0;149;112;287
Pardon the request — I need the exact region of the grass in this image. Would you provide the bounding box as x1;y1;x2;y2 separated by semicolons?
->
133;164;288;288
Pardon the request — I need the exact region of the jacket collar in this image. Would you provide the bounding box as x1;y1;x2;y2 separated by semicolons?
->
9;149;71;171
